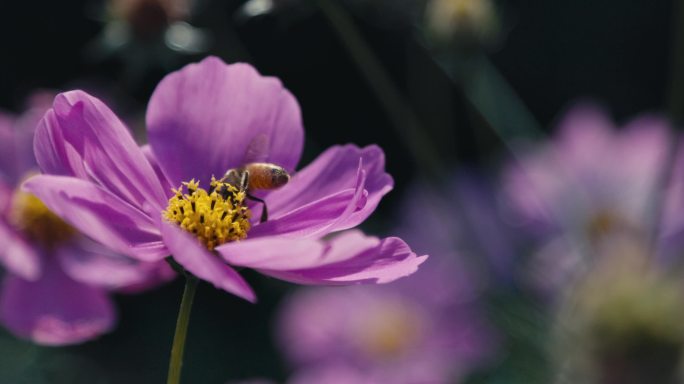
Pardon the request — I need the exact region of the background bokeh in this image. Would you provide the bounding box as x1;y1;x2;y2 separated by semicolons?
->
0;0;677;383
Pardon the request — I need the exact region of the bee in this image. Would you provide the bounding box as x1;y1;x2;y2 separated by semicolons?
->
219;135;291;223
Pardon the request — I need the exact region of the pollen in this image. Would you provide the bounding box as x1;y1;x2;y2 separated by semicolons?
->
10;190;76;248
163;177;251;251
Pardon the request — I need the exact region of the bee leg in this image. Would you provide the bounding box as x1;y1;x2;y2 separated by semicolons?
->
246;193;269;223
240;170;250;191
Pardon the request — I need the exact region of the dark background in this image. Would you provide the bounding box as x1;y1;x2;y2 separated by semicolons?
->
0;0;675;382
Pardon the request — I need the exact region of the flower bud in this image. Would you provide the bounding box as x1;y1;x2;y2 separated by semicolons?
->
424;0;499;50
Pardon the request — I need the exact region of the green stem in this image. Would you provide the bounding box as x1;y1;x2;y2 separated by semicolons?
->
314;0;444;179
668;0;684;124
166;275;199;384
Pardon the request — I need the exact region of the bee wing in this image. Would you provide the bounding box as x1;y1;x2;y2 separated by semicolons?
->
243;133;270;163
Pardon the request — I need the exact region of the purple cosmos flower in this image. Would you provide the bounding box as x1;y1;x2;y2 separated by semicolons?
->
26;56;426;303
0;97;174;345
277;262;496;384
502;104;681;294
395;172;523;287
277;181;498;384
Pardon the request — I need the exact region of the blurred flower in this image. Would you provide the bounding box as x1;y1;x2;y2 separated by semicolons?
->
226;379;277;384
287;363;380;384
278;263;496;383
277;177;499;384
503;104;679;295
108;0;190;40
236;0;283;19
236;0;421;29
553;237;684;384
424;0;500;50
26;57;426;303
0;96;173;346
87;0;210;87
395;173;521;286
101;0;209;52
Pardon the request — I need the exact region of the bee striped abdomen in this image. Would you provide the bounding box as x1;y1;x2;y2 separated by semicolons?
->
245;163;291;190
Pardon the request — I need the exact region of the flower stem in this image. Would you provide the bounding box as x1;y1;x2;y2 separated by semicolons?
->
167;275;199;384
668;0;684;124
313;0;444;179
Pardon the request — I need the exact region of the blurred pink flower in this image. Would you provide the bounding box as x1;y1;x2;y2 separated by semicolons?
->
503;103;682;294
277;182;499;383
0;97;173;346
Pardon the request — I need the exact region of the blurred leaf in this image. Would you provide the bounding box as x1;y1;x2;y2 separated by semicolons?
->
465;290;551;384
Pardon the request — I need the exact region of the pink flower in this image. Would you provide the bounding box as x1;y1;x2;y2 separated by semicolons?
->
503;103;682;294
26;57;427;303
277;181;498;384
0;97;173;345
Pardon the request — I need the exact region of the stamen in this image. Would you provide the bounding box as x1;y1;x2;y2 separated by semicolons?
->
10;190;76;248
163;177;251;251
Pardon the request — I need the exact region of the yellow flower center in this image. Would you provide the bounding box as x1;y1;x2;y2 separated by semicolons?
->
163;177;251;251
10;190;76;248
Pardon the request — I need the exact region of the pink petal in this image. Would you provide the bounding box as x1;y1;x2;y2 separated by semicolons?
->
0;112;19;183
147;57;304;187
0;107;43;184
0;181;12;217
555;103;615;159
57;239;175;291
267;144;393;226
0;257;116;346
161;221;256;302
34;91;168;214
141;144;173;194
249;159;369;239
218;230;427;285
0;220;42;280
23;175;167;262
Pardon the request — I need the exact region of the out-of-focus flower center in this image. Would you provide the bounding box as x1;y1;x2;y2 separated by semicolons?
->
555;248;684;383
163;178;251;251
10;190;76;247
586;209;622;242
357;303;422;360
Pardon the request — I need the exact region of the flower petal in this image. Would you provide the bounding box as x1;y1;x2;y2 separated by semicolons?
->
0;257;116;346
288;363;372;384
23;175;167;262
57;239;175;291
0;112;19;184
147;57;304;187
141;144;173;194
0;220;42;280
161;221;256;302
267;144;393;226
34;91;168;214
0;181;12;217
218;230;427;285
0;107;43;184
249;188;363;239
249;159;369;239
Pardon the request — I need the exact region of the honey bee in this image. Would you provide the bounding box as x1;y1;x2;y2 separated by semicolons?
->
221;163;291;192
219;135;291;223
